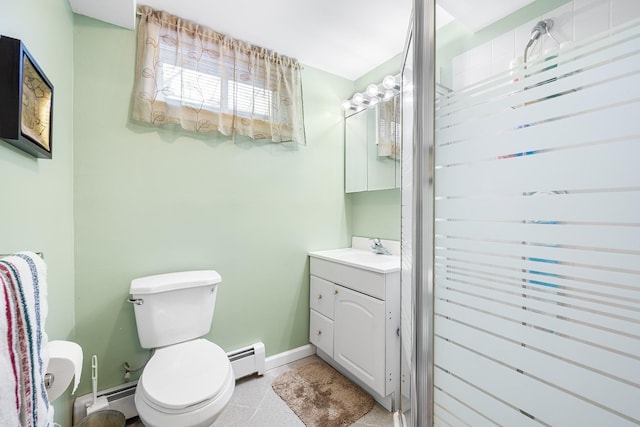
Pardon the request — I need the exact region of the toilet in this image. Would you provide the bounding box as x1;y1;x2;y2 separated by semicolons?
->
129;270;234;427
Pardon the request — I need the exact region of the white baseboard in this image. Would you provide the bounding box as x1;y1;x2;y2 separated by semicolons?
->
265;344;316;371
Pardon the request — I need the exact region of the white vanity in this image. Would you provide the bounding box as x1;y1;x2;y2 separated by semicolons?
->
308;237;400;411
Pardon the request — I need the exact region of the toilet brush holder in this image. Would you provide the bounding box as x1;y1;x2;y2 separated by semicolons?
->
86;355;109;415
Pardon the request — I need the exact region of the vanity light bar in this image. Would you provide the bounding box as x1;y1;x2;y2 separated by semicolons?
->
342;74;401;112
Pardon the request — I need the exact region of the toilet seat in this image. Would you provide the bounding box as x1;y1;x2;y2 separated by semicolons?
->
139;339;232;411
134;353;234;427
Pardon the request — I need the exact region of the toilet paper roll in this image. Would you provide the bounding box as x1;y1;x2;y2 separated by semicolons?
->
46;340;83;401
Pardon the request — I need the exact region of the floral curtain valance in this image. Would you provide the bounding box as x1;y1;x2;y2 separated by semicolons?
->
131;6;306;144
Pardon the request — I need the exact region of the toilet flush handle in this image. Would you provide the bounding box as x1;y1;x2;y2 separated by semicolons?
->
44;373;54;389
127;297;144;305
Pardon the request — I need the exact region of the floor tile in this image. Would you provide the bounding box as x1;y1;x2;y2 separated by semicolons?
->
228;374;273;408
212;404;257;426
247;406;305;426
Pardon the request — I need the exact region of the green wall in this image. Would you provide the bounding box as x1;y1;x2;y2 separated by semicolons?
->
348;190;401;240
72;15;355;394
0;1;76;425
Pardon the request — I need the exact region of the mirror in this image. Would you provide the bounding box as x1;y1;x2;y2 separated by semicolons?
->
345;96;400;193
345;107;370;193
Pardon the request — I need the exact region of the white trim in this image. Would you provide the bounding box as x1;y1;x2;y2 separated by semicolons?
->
265;344;316;371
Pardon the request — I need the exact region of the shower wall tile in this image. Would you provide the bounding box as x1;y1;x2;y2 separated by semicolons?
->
452;68;472;91
452;51;472;90
491;52;516;77
470;41;492;82
573;0;610;41
611;0;640;27
492;31;516;75
544;2;574;48
451;51;471;78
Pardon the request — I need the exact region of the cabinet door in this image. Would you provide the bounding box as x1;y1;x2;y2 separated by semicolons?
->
334;285;386;395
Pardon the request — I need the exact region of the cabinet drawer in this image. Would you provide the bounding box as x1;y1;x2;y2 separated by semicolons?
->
310;257;385;300
310;310;334;356
310;275;335;319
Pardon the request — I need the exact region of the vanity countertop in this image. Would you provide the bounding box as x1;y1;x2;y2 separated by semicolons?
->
309;247;400;274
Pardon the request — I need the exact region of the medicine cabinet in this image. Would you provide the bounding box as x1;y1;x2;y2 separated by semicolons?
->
344;98;400;193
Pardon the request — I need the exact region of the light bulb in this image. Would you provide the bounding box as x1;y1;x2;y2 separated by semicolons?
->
366;84;379;98
369;97;379;106
352;92;364;105
384;89;395;101
342;100;353;110
383;75;397;90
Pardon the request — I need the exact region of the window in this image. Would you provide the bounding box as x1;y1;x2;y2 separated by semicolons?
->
132;6;305;144
160;63;222;110
228;80;272;120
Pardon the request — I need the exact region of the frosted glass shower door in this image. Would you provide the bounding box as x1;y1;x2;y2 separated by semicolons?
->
432;20;640;426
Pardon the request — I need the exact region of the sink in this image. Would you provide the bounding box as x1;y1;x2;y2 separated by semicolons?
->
308;246;400;274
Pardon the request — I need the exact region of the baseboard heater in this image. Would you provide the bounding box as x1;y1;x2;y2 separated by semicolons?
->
72;342;266;424
73;381;138;424
228;341;266;380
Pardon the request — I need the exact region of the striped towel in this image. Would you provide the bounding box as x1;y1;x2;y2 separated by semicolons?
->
0;252;50;427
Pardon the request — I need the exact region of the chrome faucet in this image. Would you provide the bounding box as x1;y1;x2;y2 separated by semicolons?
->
370;238;391;255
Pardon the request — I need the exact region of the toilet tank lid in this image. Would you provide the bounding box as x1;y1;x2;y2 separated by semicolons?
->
130;270;222;295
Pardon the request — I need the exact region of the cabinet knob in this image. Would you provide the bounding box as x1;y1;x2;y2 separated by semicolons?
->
316;330;322;336
317;294;323;300
333;289;338;295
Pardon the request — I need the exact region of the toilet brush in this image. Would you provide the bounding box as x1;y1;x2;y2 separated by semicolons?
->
86;355;109;415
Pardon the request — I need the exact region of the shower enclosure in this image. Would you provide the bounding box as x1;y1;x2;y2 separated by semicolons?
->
401;1;640;425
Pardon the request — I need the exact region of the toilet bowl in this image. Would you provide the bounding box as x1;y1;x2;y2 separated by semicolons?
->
135;339;234;427
129;271;234;427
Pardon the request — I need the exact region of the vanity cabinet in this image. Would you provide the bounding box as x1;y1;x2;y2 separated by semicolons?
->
308;247;400;411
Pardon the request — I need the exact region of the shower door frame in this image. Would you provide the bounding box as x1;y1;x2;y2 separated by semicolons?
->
409;0;436;426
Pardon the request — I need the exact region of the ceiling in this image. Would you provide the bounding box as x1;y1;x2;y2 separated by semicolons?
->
67;0;533;81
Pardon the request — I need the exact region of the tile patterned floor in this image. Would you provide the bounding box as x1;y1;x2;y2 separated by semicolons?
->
128;355;395;426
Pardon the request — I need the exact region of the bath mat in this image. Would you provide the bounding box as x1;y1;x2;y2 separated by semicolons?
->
271;360;374;427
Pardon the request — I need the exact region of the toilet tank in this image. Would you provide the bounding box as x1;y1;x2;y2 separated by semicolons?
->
129;270;222;349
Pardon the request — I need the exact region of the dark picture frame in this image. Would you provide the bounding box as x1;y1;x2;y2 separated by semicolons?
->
0;36;53;159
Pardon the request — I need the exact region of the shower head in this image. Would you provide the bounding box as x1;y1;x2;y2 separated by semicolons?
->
524;19;557;63
528;19;554;47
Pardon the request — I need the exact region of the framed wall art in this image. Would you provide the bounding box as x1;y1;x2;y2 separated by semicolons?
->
0;35;53;159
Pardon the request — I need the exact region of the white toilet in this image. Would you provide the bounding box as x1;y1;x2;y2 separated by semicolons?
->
129;270;234;427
